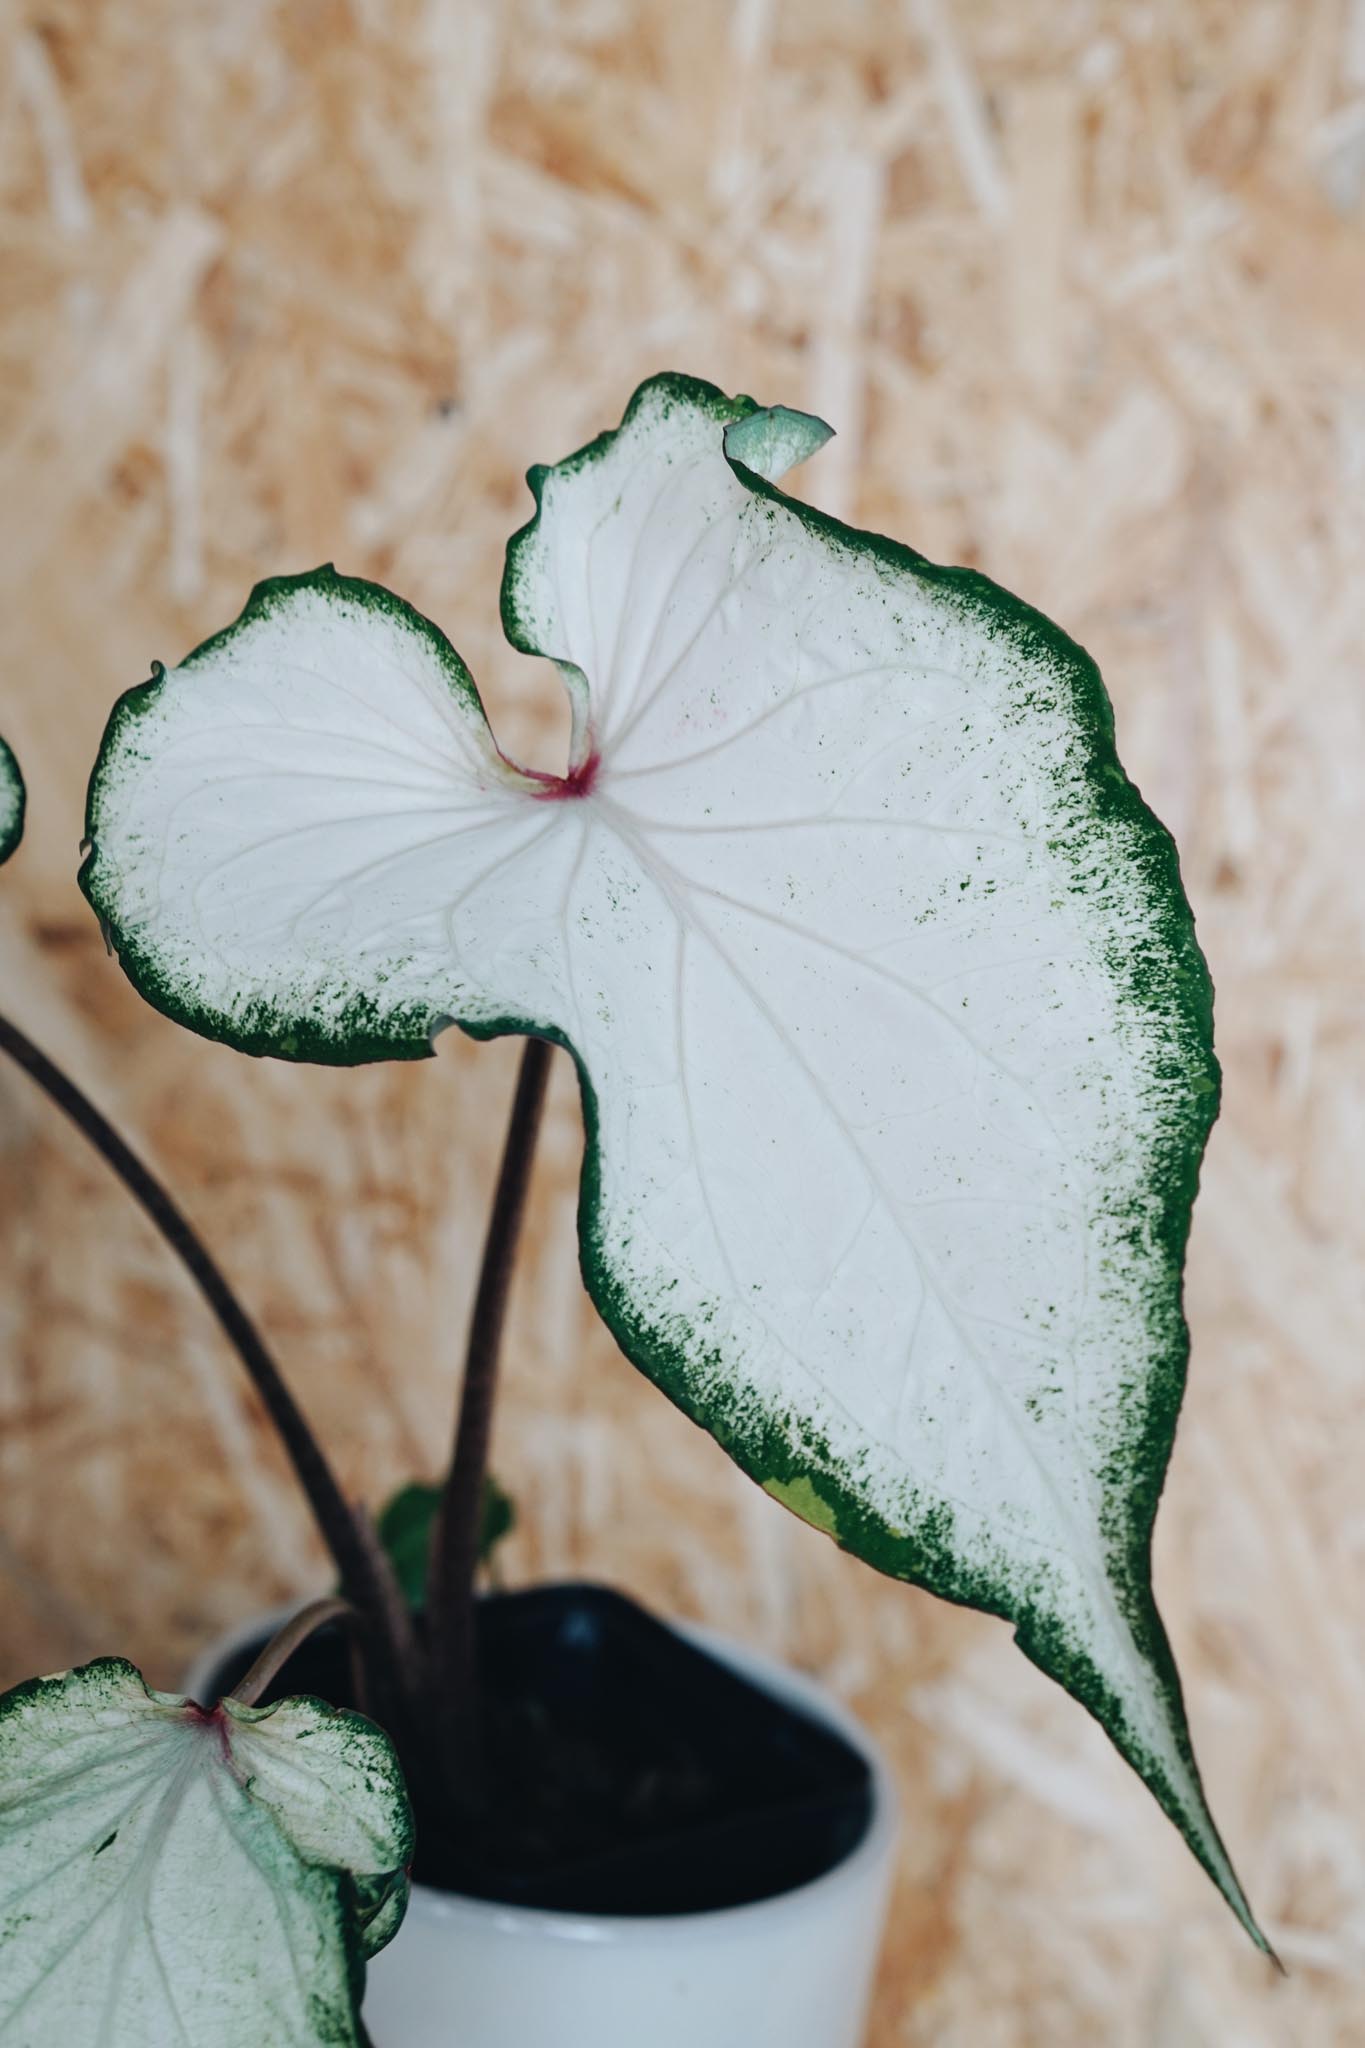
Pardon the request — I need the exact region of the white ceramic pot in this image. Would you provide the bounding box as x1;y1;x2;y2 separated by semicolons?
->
187;1610;898;2048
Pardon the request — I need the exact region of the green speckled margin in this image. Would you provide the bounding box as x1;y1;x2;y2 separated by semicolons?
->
0;735;25;866
0;1654;413;2045
500;372;760;656
79;565;486;1065
500;374;1263;1952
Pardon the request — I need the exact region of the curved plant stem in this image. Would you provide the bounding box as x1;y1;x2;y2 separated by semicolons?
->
0;1010;418;1702
228;1595;357;1708
426;1035;553;1792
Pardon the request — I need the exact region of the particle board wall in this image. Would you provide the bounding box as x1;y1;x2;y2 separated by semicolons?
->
1;3;1363;2041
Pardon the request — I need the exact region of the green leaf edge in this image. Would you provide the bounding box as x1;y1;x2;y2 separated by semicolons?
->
77;372;1268;1952
0;1654;415;2034
0;734;26;866
511;379;1263;1952
79;568;482;1064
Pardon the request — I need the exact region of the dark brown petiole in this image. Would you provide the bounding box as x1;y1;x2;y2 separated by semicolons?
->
424;1035;553;1798
0;1011;419;1707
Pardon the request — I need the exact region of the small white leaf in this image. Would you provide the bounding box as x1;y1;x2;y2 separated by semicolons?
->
0;736;23;866
0;1658;412;2047
81;374;1265;1948
723;403;834;482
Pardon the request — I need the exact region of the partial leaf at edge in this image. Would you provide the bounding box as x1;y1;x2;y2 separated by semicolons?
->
0;1657;413;2048
0;736;24;866
79;373;1266;1949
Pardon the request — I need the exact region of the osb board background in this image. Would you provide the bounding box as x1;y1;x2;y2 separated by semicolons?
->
1;0;1362;2038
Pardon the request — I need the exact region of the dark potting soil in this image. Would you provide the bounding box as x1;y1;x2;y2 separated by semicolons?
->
204;1582;874;1917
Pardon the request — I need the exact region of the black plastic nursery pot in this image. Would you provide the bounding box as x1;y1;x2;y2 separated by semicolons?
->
204;1582;876;1918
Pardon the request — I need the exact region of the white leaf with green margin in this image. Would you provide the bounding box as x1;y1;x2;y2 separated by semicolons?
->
0;736;24;865
80;374;1266;1948
0;1657;412;2046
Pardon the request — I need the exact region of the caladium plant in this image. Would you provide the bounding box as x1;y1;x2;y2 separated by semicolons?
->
75;371;1263;1941
0;1652;411;2047
0;372;1271;2037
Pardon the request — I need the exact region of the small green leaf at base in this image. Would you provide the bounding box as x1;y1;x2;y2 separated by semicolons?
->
0;1657;413;2048
377;1475;516;1609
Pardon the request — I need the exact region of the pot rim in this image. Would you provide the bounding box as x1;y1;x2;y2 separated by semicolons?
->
184;1593;899;1942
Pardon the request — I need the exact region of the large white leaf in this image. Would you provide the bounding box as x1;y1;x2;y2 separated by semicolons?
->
0;736;23;865
81;374;1264;1946
0;1658;412;2046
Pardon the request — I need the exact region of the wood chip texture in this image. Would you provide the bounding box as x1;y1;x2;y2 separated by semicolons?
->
1;3;1361;2041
